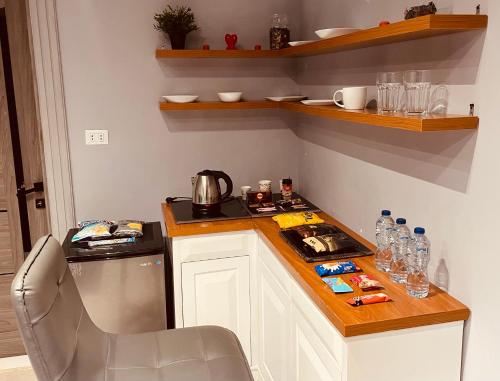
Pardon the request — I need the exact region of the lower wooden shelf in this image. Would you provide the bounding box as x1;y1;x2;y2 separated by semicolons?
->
280;102;479;132
159;100;479;132
159;100;278;111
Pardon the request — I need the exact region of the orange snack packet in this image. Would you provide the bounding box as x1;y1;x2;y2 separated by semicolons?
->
346;293;391;307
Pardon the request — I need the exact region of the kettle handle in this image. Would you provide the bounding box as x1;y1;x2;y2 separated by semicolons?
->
213;171;233;201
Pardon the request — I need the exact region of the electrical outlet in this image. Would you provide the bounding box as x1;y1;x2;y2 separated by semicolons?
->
85;130;109;145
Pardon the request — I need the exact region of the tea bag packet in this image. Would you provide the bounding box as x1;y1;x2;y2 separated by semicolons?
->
323;277;354;293
346;293;392;307
350;274;384;291
303;235;338;253
315;261;360;277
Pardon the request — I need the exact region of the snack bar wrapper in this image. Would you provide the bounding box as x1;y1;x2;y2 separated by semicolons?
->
346;293;392;307
315;261;360;277
323;277;354;293
350;274;384;291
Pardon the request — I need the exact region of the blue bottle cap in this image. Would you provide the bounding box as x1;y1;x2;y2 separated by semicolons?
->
396;218;406;224
381;210;391;216
414;227;425;234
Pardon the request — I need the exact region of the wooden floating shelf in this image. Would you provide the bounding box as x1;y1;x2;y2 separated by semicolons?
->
280;102;479;132
159;101;278;111
160;101;478;132
156;15;487;59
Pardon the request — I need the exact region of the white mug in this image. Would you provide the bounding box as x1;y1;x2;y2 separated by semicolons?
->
240;186;252;200
333;87;367;110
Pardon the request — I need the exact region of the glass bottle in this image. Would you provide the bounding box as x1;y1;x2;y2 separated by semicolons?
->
270;13;290;50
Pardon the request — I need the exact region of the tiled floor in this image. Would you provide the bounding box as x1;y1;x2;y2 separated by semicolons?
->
0;356;35;381
0;367;36;381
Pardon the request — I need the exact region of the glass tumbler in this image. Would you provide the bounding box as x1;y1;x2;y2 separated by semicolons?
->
377;72;403;113
404;70;431;114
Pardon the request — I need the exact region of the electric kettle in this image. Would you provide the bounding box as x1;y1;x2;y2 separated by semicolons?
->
192;170;233;212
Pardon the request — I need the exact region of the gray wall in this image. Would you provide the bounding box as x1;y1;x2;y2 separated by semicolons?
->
295;0;497;380
56;0;301;223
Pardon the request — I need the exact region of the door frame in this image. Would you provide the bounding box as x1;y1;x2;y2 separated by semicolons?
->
26;0;75;241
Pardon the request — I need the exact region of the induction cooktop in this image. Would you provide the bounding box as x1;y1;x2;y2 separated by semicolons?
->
169;198;252;224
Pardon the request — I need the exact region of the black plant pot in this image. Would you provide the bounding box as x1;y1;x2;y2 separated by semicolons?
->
168;32;186;50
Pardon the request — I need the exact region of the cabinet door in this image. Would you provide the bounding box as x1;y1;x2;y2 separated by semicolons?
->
258;258;291;381
181;256;251;361
291;304;342;381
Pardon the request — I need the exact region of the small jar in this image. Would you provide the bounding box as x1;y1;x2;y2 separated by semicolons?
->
270;13;290;50
281;178;293;201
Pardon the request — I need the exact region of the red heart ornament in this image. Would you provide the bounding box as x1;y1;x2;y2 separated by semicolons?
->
225;33;238;50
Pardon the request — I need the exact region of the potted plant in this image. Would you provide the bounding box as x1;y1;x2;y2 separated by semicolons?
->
154;5;199;50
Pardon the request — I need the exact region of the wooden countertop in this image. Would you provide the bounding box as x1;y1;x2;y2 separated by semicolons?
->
162;203;470;337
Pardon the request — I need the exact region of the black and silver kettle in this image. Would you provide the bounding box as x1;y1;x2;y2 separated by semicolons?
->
192;170;233;213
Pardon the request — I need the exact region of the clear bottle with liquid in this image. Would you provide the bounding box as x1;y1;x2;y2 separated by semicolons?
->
406;227;430;298
375;210;395;272
390;218;411;284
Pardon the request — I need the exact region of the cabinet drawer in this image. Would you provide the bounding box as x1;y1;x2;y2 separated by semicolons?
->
174;230;256;262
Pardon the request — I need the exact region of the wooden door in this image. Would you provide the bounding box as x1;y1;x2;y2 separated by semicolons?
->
5;0;49;247
181;256;252;362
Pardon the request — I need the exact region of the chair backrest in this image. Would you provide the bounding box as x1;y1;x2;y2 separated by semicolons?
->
10;235;107;381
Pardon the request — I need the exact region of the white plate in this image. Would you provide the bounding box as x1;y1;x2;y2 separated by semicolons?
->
162;95;198;103
265;96;307;102
314;28;361;39
301;99;335;106
288;40;314;47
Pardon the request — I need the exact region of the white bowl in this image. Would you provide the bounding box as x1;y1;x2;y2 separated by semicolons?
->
314;28;361;39
218;92;243;103
162;95;198;103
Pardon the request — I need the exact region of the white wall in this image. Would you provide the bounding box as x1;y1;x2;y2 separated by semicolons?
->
296;0;497;380
56;0;301;223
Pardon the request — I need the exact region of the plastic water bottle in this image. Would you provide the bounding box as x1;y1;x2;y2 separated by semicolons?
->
406;227;430;298
390;218;411;284
375;210;395;272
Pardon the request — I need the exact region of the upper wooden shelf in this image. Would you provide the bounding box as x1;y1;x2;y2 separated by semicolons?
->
159;100;478;132
156;15;488;59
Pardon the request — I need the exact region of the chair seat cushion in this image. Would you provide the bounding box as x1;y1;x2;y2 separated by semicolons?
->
106;326;253;381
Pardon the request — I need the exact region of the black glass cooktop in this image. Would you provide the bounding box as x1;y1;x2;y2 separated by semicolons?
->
170;198;251;224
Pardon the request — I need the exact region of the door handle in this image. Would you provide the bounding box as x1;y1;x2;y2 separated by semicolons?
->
17;181;44;197
0;209;7;213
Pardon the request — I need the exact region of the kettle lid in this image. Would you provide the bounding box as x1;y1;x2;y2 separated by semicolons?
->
197;169;215;176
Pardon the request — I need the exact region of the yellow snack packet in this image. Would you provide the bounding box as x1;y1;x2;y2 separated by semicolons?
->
272;212;325;229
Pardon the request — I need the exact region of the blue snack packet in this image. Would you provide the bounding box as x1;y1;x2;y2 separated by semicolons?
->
323;277;354;293
315;261;359;277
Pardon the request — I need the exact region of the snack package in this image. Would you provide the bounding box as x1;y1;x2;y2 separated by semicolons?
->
72;220;114;242
315;261;360;277
273;212;325;229
87;237;135;247
350;274;384;291
323;277;354;293
113;220;144;238
346;293;392;307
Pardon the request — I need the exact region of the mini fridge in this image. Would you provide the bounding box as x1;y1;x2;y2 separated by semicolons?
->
62;222;172;334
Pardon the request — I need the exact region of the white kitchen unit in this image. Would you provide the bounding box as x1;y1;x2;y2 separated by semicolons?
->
166;209;467;381
171;230;258;372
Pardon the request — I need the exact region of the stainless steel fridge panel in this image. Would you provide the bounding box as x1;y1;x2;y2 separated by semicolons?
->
69;254;166;334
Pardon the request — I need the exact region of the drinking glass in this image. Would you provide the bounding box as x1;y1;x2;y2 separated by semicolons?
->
404;70;431;114
377;72;403;113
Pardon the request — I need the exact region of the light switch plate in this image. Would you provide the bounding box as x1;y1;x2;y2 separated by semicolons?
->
85;130;108;145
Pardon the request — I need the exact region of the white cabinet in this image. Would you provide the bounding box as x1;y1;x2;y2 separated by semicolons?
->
257;257;291;381
181;256;251;360
291;304;341;381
